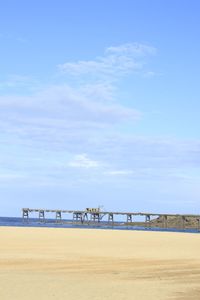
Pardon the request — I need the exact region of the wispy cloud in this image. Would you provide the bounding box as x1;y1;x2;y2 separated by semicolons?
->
68;154;101;169
104;169;134;176
58;43;156;79
0;84;140;139
105;43;156;56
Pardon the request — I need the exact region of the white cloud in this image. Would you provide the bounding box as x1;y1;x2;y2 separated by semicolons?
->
68;154;101;169
0;84;140;147
104;170;134;176
105;43;156;56
58;43;156;79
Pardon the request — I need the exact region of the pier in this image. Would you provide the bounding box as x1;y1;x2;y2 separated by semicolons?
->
22;208;200;231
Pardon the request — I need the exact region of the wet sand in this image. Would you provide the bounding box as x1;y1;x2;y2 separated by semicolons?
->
0;227;200;300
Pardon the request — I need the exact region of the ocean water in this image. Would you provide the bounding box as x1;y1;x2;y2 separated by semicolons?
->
0;216;199;233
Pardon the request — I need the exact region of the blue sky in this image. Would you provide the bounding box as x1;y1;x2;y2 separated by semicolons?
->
0;0;200;216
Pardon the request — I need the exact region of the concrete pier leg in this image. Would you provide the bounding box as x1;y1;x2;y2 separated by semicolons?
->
56;211;62;223
95;213;99;222
89;213;92;222
91;213;100;223
97;213;100;223
90;213;93;222
73;213;76;222
73;213;77;222
127;214;132;223
22;209;29;222
39;210;45;223
82;213;88;224
145;215;151;228
83;213;90;225
108;213;114;224
80;213;84;224
73;212;82;223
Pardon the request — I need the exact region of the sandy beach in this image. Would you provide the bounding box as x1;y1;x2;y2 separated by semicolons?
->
0;227;200;300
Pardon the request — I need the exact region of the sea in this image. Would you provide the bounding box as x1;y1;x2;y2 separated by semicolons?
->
0;216;199;233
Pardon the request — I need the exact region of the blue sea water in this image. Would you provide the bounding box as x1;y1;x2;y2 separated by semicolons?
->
0;216;199;234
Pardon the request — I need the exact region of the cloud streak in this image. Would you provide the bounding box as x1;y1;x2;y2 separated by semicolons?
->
58;43;156;79
68;154;101;169
0;84;140;146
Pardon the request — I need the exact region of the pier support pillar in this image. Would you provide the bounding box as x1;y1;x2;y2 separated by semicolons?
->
39;210;45;223
91;213;100;223
108;213;114;224
145;215;151;228
73;212;82;223
22;209;29;222
56;211;62;223
127;214;133;223
82;213;88;224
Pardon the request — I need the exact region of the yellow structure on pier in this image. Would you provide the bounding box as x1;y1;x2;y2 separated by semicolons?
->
86;207;101;213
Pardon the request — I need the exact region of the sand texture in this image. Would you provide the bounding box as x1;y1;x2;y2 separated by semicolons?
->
0;227;200;300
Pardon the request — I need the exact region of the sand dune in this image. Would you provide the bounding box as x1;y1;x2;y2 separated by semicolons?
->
0;227;200;300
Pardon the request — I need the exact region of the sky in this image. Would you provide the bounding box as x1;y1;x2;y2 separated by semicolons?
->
0;0;200;216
